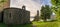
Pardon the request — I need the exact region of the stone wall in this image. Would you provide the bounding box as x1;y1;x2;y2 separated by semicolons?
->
3;8;30;24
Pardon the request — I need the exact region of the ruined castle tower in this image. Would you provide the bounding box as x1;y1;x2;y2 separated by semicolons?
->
3;6;30;24
37;10;39;17
34;10;40;21
0;0;30;24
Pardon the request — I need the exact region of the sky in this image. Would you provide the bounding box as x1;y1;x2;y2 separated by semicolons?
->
10;0;51;16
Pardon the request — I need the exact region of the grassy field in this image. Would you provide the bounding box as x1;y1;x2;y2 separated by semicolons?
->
32;21;59;27
0;20;60;27
0;18;59;27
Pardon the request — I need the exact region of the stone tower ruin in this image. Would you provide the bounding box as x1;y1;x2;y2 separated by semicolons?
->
3;6;30;24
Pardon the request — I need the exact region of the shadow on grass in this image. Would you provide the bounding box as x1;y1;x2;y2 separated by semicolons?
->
7;23;33;27
0;22;33;27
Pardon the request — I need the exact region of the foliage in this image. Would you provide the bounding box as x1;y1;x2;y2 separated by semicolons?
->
0;0;6;3
51;0;60;20
51;0;60;6
40;5;52;21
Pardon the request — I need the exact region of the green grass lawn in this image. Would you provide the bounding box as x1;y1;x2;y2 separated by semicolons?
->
0;21;60;27
32;21;59;27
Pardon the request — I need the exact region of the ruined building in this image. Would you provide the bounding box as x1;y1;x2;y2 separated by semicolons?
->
0;0;30;24
34;10;40;21
2;5;30;24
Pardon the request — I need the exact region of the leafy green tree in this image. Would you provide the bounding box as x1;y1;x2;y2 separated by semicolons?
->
40;5;52;21
0;0;5;3
51;0;60;20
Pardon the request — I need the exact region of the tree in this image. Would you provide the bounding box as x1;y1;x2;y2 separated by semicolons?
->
0;0;5;3
40;5;52;21
51;0;60;20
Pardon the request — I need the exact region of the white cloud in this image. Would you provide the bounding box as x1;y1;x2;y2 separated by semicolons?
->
10;0;41;16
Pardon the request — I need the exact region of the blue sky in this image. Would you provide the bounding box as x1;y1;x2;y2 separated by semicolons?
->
32;0;52;6
10;0;52;16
